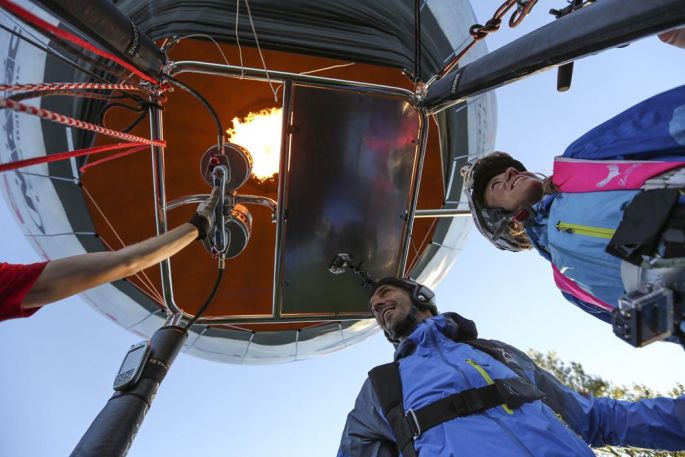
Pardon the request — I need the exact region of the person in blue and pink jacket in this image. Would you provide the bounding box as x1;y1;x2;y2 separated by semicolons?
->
461;85;685;343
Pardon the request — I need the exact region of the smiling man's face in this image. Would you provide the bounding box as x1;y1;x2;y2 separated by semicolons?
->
369;284;415;335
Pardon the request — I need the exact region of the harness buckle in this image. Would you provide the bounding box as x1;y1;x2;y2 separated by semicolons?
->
405;408;422;439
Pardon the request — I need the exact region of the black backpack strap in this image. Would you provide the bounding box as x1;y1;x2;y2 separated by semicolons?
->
368;363;418;457
407;377;544;436
368;361;545;454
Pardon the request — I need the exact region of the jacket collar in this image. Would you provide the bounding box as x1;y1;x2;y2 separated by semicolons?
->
524;195;557;261
394;312;478;360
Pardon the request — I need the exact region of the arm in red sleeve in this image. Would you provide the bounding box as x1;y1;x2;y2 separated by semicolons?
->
0;262;48;322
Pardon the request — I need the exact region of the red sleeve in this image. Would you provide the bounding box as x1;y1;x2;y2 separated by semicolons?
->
0;261;49;322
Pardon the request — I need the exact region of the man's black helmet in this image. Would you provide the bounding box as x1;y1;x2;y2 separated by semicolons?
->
371;277;438;316
461;152;531;252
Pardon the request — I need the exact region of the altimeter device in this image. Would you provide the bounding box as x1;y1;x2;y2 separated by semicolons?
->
113;341;151;391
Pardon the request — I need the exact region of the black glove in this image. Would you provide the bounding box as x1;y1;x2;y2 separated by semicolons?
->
189;187;221;240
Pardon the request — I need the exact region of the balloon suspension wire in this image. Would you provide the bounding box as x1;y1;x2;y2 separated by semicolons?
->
0;11;157;162
234;0;278;102
0;0;159;84
163;33;231;67
424;0;538;90
407;217;438;274
81;185;165;305
0;19;145;105
185;264;225;330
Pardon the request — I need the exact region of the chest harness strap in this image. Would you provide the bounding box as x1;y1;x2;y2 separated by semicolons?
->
368;344;544;456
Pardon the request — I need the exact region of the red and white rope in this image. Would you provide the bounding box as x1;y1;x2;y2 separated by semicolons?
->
0;97;165;147
0;82;142;93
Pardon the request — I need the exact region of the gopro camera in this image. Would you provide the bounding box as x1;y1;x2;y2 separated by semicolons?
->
612;285;676;347
113;341;151;391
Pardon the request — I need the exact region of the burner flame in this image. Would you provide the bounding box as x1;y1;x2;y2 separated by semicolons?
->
226;108;282;181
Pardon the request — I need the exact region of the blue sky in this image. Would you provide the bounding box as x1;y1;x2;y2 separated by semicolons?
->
2;4;685;457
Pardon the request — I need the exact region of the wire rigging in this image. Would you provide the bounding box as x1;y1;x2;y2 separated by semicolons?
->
242;0;277;102
0;0;159;84
423;0;538;91
82;186;165;305
0;142;149;173
0;21;146;105
233;0;278;101
164;33;231;67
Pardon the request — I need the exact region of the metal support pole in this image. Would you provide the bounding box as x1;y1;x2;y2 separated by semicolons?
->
148;103;186;318
424;0;685;113
414;208;471;218
399;111;430;276
70;324;188;457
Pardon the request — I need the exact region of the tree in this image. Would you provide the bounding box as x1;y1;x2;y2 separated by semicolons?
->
527;350;685;457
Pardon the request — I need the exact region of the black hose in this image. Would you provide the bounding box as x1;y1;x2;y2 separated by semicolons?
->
164;75;224;149
185;264;224;330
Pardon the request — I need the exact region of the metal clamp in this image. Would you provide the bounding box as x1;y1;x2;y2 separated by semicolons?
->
406;408;422;439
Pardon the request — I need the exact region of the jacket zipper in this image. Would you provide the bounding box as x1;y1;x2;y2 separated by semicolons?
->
556;221;615;239
429;332;533;456
466;359;513;415
464;358;534;456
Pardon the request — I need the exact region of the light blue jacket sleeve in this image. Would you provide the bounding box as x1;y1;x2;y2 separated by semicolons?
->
337;378;398;457
531;357;685;450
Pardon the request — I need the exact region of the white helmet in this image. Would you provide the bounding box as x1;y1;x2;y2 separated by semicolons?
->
461;152;531;252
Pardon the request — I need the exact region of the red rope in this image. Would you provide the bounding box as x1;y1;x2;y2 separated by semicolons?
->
0;82;142;92
0;97;165;146
79;144;149;173
0;0;159;85
0;142;148;173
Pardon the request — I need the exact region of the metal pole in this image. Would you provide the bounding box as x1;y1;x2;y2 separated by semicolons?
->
272;80;293;320
424;0;685;113
170;61;416;101
70;324;188;457
414;208;471;218
399;111;430;276
148;103;186;318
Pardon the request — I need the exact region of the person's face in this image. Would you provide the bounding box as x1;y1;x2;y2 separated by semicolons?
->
369;284;415;334
483;167;543;212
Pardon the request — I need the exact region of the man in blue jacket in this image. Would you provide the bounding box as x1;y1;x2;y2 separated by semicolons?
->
337;277;685;456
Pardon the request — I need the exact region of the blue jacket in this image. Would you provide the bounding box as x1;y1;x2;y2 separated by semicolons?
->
525;85;685;322
337;314;685;456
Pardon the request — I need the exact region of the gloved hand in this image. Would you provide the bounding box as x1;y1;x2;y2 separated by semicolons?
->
189;187;221;240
